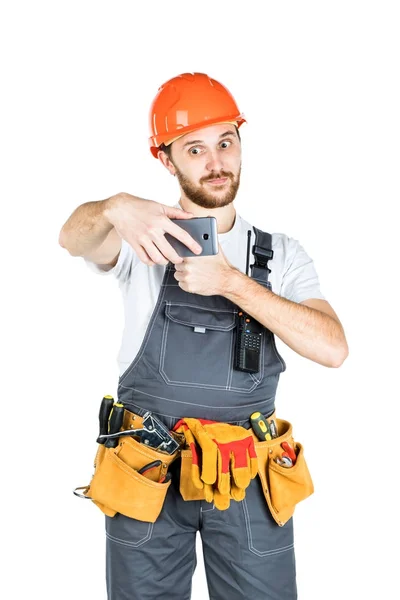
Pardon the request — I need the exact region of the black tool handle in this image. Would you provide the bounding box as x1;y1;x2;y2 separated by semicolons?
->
137;460;162;476
104;403;125;448
96;395;114;444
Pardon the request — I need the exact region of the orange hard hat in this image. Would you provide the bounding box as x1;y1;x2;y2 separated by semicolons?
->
148;72;246;159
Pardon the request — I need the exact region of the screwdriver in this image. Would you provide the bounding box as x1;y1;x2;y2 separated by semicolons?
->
250;412;272;441
104;402;125;448
96;395;115;444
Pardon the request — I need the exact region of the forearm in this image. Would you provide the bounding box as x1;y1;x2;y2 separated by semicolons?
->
221;269;346;368
58;195;118;256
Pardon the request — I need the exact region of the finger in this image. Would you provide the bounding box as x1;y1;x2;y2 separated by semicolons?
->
213;488;231;510
131;243;156;266
152;234;186;265
203;483;214;503
141;240;171;265
163;220;203;256
230;483;246;502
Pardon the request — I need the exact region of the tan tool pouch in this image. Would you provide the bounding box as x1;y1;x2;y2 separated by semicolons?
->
76;412;180;523
253;417;314;527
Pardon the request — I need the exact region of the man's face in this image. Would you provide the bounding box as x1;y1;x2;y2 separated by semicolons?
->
163;123;242;209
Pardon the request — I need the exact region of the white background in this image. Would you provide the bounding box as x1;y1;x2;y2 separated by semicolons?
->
1;1;399;599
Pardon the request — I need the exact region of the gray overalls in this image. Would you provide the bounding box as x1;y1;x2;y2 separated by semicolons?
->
106;228;297;600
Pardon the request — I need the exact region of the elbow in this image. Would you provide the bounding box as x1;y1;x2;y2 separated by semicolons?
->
58;230;76;256
329;342;349;368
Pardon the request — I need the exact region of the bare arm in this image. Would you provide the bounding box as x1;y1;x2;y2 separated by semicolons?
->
220;269;349;368
58;195;121;265
58;192;203;267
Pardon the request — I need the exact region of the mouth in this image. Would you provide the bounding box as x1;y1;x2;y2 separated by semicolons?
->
205;177;229;186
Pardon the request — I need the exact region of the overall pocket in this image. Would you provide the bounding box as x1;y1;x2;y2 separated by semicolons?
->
84;436;179;523
254;418;314;526
159;302;264;391
159;302;236;389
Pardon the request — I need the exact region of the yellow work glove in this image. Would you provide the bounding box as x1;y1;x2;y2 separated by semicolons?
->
173;418;258;502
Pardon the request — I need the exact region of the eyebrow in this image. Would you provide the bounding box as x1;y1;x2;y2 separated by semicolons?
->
181;130;237;149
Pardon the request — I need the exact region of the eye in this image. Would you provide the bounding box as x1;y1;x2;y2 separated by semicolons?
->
189;147;201;155
220;140;232;149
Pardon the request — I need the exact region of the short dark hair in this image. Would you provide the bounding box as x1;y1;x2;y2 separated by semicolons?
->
159;125;241;160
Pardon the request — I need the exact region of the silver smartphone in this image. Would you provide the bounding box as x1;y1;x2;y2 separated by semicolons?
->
164;216;218;257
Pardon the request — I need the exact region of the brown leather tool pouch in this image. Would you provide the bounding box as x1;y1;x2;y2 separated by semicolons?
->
254;417;314;527
77;409;180;523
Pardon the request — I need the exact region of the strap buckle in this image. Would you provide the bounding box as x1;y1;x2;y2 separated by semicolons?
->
252;244;274;270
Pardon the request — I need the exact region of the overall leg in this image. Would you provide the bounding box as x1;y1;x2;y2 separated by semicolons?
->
106;458;199;600
200;475;297;600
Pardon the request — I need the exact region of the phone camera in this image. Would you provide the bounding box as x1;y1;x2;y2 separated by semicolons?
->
203;233;209;240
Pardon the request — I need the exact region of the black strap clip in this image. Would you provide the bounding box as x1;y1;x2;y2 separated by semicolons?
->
252;244;274;272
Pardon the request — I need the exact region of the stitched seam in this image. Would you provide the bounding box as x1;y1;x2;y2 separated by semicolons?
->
159;305;169;378
242;498;293;557
164;302;238;313
226;326;234;389
166;312;236;330
105;523;153;548
200;504;215;512
117;385;275;410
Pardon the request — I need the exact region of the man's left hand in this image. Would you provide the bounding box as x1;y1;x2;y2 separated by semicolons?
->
173;242;235;296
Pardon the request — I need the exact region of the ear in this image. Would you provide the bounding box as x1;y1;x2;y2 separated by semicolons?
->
158;150;176;176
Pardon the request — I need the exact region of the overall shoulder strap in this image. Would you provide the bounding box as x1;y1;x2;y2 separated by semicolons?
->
251;226;273;287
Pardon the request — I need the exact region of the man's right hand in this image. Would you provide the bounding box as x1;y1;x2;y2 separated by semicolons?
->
105;193;203;266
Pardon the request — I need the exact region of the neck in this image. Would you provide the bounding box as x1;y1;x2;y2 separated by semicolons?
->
178;197;236;234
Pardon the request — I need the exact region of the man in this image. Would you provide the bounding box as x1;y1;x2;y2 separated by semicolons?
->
59;72;348;600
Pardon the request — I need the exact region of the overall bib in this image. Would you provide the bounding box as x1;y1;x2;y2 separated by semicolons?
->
106;228;297;600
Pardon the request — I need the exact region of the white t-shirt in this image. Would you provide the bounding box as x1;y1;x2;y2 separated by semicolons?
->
84;202;325;376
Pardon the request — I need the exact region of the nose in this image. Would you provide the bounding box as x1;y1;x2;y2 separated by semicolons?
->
205;149;224;173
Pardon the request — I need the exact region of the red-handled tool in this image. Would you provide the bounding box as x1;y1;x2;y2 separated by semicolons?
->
281;442;297;464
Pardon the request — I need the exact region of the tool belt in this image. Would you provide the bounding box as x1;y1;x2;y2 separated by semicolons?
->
179;412;314;527
75;404;313;527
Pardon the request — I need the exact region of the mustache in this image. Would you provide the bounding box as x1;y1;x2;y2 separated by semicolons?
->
200;171;234;183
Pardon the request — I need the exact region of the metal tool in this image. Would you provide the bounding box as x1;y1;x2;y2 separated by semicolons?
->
268;418;279;439
274;456;293;468
99;410;181;454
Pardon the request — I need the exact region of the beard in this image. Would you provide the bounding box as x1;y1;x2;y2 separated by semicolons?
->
174;166;241;209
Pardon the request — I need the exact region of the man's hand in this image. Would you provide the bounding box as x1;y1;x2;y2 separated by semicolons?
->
105;193;203;266
173;242;235;296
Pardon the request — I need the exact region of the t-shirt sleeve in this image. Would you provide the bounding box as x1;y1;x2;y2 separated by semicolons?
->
279;236;326;303
83;238;138;282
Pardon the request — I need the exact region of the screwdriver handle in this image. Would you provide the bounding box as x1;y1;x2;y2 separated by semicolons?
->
250;412;272;441
104;403;125;448
96;395;115;444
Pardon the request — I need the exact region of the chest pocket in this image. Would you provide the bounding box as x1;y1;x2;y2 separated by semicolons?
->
159;302;263;391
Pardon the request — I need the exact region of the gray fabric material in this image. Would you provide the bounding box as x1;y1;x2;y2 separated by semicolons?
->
117;228;286;422
106;452;297;600
106;227;297;599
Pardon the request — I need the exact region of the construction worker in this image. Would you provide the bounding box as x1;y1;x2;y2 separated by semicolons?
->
59;72;348;600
